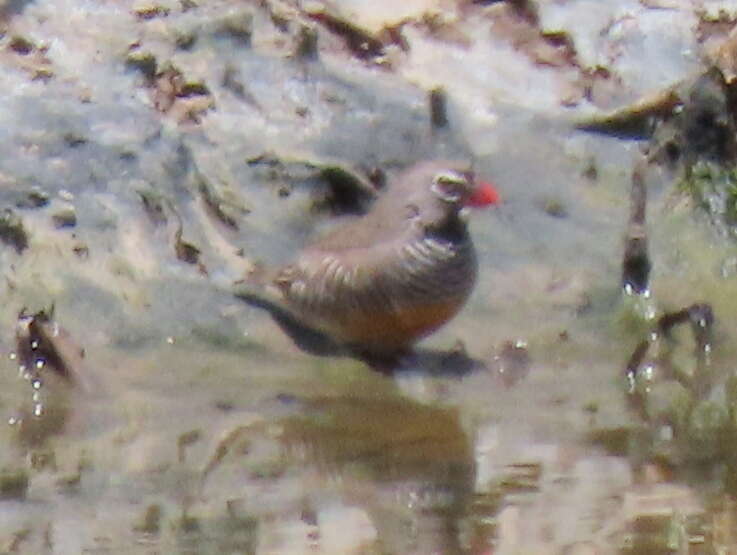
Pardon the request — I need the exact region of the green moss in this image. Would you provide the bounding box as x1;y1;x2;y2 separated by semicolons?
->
646;381;693;432
0;208;28;253
189;325;266;353
0;468;29;500
726;374;737;430
587;427;632;456
679;161;737;234
614;294;657;340
685;400;728;460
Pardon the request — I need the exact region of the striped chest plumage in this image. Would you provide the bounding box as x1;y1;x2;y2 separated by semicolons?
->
275;232;477;352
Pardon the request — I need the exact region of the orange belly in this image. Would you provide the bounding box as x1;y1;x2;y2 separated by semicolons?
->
319;298;465;353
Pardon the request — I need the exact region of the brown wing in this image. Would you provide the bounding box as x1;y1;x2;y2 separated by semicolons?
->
306;205;412;251
273;244;389;316
271;237;474;351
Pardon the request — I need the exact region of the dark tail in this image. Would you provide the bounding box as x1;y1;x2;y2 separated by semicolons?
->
234;289;344;357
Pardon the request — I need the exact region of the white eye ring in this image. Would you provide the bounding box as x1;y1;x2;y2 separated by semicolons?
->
431;171;468;202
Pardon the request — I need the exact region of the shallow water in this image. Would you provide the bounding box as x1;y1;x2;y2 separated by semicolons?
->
2;1;737;553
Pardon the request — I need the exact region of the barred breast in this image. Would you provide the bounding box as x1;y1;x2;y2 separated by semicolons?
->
390;234;477;304
274;232;477;354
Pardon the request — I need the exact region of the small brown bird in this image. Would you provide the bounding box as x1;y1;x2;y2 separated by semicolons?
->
236;160;499;357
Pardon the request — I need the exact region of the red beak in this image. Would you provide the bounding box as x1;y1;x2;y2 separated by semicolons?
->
467;181;500;207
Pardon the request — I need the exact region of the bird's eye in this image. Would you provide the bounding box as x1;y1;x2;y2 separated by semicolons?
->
431;171;469;203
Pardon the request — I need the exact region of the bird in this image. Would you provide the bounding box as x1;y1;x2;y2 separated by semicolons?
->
234;160;499;359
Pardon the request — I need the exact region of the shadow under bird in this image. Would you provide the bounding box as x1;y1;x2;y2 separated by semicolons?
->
234;160;500;360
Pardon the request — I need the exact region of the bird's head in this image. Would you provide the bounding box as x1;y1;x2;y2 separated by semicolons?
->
393;161;499;231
